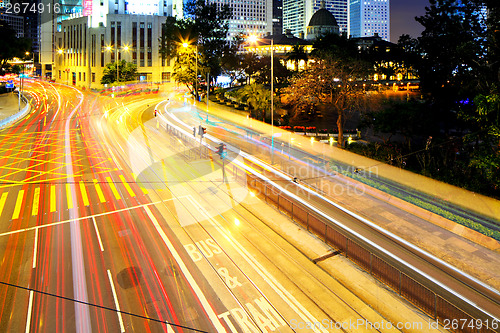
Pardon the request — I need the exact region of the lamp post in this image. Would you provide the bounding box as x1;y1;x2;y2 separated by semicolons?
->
106;45;129;83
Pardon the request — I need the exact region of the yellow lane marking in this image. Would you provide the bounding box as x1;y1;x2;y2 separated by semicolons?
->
106;177;121;201
12;190;25;220
66;184;74;209
119;175;136;198
50;185;56;212
140;186;148;195
32;188;40;216
0;193;8;217
79;181;90;206
93;179;106;203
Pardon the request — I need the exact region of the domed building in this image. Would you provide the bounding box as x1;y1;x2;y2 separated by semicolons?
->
306;0;340;40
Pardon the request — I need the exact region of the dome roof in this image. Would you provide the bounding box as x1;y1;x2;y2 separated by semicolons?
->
308;8;338;27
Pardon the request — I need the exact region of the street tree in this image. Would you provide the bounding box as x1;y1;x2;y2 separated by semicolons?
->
286;44;308;71
100;60;137;84
184;0;232;89
236;83;273;121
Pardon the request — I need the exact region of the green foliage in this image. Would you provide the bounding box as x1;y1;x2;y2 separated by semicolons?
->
100;60;137;84
286;44;308;71
333;162;500;241
235;84;273;120
284;36;371;147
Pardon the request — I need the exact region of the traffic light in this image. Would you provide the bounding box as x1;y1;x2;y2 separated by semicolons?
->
199;125;206;138
217;143;227;159
193;126;196;137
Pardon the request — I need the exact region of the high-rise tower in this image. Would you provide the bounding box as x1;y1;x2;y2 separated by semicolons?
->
349;0;390;41
283;0;347;38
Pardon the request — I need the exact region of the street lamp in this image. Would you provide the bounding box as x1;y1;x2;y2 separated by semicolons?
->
106;45;129;82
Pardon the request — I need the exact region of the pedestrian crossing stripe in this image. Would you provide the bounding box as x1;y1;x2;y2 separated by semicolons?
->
93;179;106;203
79;181;90;206
0;174;144;219
32;188;40;216
106;177;121;200
119;175;136;197
12;190;24;220
0;192;7;217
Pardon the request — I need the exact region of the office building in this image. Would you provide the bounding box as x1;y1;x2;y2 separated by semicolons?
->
349;0;390;41
212;0;273;39
283;0;347;38
0;6;24;38
41;0;176;86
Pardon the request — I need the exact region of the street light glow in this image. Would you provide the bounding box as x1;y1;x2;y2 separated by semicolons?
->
182;42;189;48
248;34;258;44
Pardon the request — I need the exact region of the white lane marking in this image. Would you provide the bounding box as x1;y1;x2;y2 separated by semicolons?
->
92;217;104;252
0;197;185;238
25;290;34;333
32;228;38;269
64;89;92;333
185;195;328;333
107;269;126;333
143;205;225;332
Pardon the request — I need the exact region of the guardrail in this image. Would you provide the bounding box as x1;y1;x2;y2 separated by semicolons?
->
159;106;499;333
230;164;498;333
0;93;30;129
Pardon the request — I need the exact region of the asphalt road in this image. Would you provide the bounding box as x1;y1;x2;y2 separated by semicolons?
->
0;81;410;333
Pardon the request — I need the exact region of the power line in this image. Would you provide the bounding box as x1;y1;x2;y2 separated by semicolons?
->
0;280;212;333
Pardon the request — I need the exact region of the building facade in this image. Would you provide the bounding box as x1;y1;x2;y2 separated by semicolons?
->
212;0;273;39
0;6;24;38
53;14;169;88
283;0;347;39
349;0;390;41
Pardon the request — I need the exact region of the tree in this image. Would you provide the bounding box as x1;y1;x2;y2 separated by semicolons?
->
236;84;272;121
0;21;31;72
416;0;496;102
100;60;137;84
184;0;232;92
284;33;371;147
286;44;308;71
172;44;208;95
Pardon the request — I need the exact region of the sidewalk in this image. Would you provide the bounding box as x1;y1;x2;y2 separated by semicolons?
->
186;96;500;293
0;92;28;128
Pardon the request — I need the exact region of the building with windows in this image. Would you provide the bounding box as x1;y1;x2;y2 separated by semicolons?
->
41;0;178;86
0;6;24;38
283;0;347;39
53;14;169;88
349;0;390;41
306;1;339;40
212;0;273;39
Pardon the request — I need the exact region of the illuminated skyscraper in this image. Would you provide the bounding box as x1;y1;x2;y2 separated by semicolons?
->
349;0;390;41
283;0;347;38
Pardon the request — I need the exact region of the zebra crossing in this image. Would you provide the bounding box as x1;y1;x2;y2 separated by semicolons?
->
0;173;149;221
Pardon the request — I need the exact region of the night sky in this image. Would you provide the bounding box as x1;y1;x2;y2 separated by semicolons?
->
390;0;430;43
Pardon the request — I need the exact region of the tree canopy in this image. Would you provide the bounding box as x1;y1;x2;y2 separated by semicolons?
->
161;0;233;97
100;60;137;84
